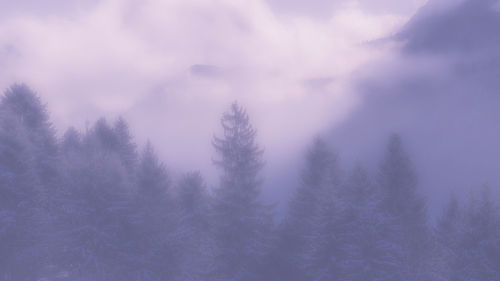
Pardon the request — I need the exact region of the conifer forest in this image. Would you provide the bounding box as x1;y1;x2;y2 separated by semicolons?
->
2;0;500;280
0;84;498;280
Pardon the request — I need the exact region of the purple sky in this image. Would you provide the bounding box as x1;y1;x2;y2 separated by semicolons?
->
1;0;499;214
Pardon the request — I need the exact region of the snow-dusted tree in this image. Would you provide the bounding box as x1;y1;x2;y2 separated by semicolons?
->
93;118;118;151
0;84;59;279
55;120;134;281
340;164;399;281
128;142;179;280
454;185;500;281
211;102;273;281
377;134;431;281
1;84;59;188
275;138;341;281
177;172;210;221
136;142;169;199
113;117;138;175
304;180;344;281
41;127;85;280
176;171;214;280
0;108;42;280
61;127;82;154
434;193;463;281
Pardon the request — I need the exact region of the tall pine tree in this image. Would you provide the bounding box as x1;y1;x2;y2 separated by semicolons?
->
211;102;273;281
0;107;41;280
129;142;179;280
0;84;58;280
55;120;133;280
275;138;341;281
340;164;397;281
455;185;500;281
377;134;431;281
176;171;214;280
434;193;463;281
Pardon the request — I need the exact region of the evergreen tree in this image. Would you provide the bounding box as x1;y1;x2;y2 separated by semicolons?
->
176;171;214;280
377;134;431;281
304;180;344;281
61;127;82;154
275;138;340;281
1;84;59;188
211;102;273;281
113;117;138;175
455;185;500;281
55;120;133;280
301;139;345;281
0;84;59;280
42;127;85;280
340;164;398;281
434;193;463;281
93;118;118;152
3;83;500;281
136;142;169;199
0;108;41;280
129;142;178;280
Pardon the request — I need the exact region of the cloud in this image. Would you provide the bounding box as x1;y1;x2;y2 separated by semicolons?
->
397;0;500;55
329;0;500;215
266;0;427;19
189;64;223;78
6;0;497;214
0;0;412;202
0;0;100;18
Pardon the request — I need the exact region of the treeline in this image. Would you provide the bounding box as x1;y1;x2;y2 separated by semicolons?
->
0;84;499;281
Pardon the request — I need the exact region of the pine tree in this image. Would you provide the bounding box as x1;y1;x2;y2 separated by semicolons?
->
55;120;133;280
93;118;118;152
340;164;398;281
302;139;345;281
377;134;431;281
0;84;58;280
1;84;59;188
276;138;340;281
61;127;82;154
42;127;85;280
136;142;169;199
113;117;138;175
304;182;344;281
434;193;463;281
211;102;273;281
176;171;214;280
455;185;500;281
0;108;41;280
129;142;178;280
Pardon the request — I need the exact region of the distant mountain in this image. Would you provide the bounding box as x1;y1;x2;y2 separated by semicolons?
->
328;0;500;216
396;0;500;55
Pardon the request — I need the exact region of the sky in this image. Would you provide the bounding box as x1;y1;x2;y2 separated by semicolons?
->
1;0;499;215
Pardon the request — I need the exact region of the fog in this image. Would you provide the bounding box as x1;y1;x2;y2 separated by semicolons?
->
1;0;498;215
0;0;414;204
330;0;500;215
1;0;500;280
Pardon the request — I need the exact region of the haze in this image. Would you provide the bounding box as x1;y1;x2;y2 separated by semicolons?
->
1;0;500;280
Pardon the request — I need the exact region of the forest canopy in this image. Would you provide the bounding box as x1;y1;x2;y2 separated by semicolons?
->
0;84;499;281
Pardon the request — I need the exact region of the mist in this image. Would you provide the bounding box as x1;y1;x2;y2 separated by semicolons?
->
329;0;500;215
1;0;500;280
0;0;407;190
